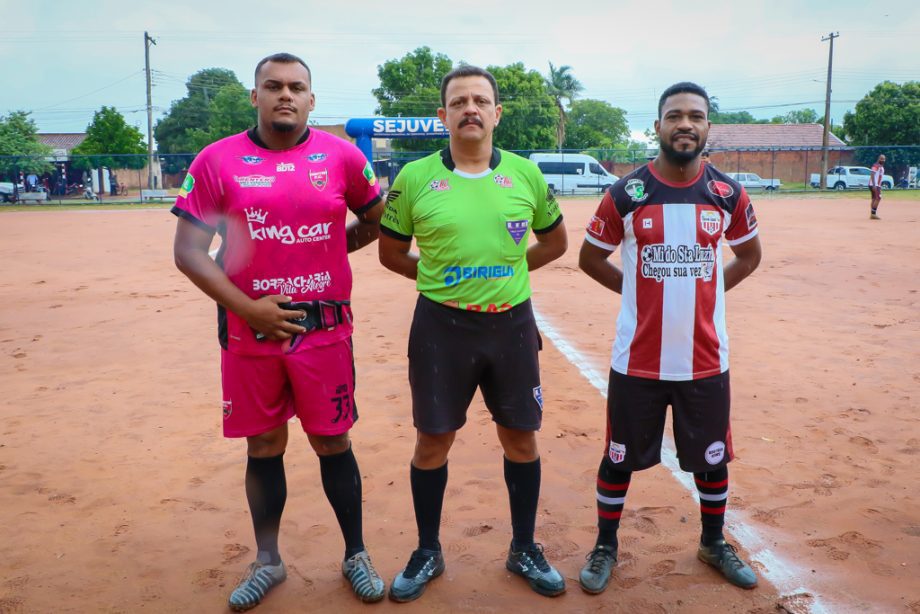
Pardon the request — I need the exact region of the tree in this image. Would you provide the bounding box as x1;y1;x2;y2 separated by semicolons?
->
372;47;452;151
710;109;765;124
154;68;245;171
544;63;583;150
564;99;629;151
843;81;920;165
185;82;256;152
770;108;819;124
0;111;53;177
488;62;557;151
71;106;147;171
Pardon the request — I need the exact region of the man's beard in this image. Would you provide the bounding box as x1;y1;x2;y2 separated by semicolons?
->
660;134;706;165
270;120;297;133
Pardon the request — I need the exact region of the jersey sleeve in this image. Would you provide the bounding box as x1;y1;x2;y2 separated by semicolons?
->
584;190;624;251
380;167;413;241
724;188;759;245
343;145;382;214
532;171;563;234
171;150;221;232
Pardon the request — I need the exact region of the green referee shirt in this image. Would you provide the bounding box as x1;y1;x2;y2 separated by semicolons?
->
381;148;562;312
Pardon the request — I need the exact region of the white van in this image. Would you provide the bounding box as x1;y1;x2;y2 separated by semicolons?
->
529;153;619;195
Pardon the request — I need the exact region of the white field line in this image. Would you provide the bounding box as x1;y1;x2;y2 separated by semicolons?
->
532;305;829;613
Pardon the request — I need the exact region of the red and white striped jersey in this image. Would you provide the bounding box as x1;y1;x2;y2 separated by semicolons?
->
870;163;885;187
585;163;759;381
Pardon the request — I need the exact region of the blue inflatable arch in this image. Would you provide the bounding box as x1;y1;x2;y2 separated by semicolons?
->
344;117;448;162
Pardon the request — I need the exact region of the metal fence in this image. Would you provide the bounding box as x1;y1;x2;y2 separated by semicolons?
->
2;145;918;204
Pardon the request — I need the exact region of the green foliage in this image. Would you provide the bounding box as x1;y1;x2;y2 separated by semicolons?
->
565;99;629;151
185;83;256;152
154;68;247;171
544;63;584;149
371;49;557;152
71;106;147;170
710;109;766;124
372;47;452;151
769;108;819;124
0;111;53;176
843;81;920;165
488;62;557;151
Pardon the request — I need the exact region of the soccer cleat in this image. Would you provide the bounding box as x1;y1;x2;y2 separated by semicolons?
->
342;550;386;603
388;548;445;602
697;539;758;589
505;543;566;597
870;213;881;220
228;560;287;611
579;544;618;594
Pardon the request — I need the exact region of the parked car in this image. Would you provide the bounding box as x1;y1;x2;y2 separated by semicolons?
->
809;166;894;190
725;172;781;191
529;153;619;195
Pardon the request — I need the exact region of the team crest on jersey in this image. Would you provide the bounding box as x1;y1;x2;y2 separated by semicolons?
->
239;155;264;165
494;174;513;188
429;179;450;191
745;203;758;229
309;169;328;191
625;178;648;202
608;441;626;464
307;153;327;162
506;220;528;245
222;400;232;419
533;386;543;411
700;210;721;236
587;215;606;236
708;180;734;198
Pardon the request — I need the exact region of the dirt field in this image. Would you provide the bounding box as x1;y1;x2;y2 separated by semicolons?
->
1;196;918;613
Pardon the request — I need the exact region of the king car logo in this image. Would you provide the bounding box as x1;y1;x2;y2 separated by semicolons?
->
309;169;328;191
700;210;721;236
707;180;734;198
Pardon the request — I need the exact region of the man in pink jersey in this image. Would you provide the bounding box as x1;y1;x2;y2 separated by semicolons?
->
172;53;386;610
576;82;762;593
869;153;886;219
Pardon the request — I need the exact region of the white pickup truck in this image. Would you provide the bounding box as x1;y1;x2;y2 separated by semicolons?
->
810;166;894;190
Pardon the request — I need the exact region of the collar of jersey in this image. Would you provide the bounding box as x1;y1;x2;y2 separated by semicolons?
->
440;147;501;178
246;126;311;150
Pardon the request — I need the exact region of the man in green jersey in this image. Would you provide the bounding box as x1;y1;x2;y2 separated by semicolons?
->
378;65;569;602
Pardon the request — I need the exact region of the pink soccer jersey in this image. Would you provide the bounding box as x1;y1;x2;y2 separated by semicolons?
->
585;163;758;381
172;129;381;355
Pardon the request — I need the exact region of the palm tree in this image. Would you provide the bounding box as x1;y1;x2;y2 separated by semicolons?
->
544;63;584;151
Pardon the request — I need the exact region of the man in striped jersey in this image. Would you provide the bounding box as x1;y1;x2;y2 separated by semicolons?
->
869;154;886;220
576;82;762;593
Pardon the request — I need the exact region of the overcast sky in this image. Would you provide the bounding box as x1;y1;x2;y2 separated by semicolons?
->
3;0;917;145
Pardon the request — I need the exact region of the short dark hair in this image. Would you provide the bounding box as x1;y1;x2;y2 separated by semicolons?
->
254;53;311;85
440;65;499;107
658;81;710;118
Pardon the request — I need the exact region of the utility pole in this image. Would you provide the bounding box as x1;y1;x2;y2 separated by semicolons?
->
144;31;157;189
820;32;839;191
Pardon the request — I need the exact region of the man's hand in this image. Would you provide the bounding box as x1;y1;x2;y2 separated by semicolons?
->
241;295;307;340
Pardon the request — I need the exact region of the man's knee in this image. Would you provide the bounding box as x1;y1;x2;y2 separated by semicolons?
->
308;432;351;456
498;427;538;462
247;425;288;457
413;431;455;468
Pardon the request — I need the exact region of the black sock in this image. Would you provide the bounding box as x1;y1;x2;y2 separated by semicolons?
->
504;456;541;552
245;454;286;566
596;458;631;550
694;466;729;546
319;446;365;559
411;462;448;551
